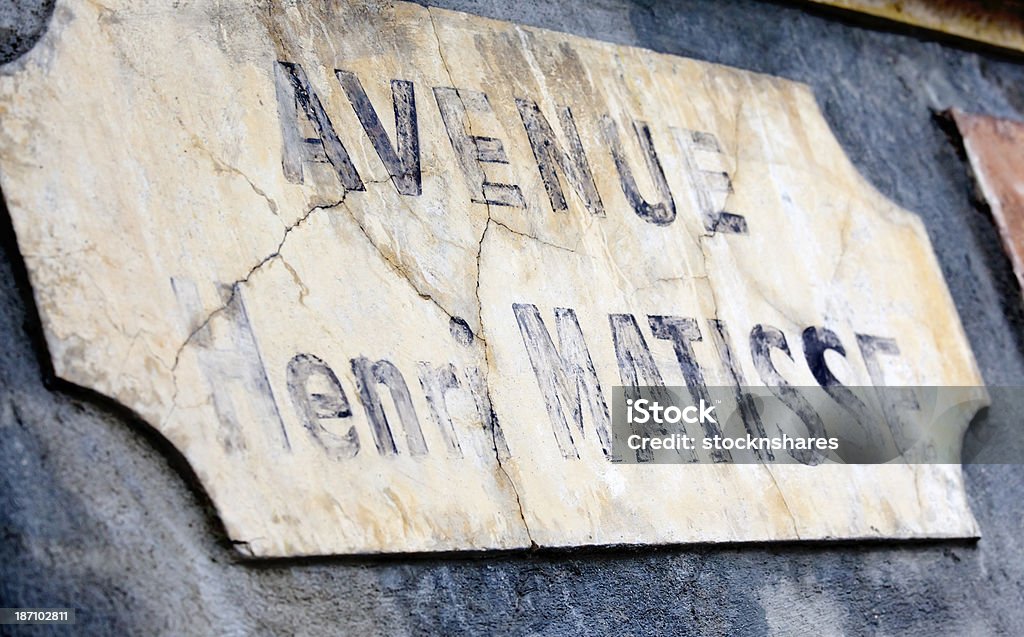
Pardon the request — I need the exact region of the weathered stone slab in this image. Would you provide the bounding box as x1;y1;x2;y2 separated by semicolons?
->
0;0;983;556
952;110;1024;294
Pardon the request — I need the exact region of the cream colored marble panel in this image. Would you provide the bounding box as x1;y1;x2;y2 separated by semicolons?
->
0;0;982;556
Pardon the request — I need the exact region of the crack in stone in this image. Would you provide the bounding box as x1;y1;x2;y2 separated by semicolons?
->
473;217;536;549
426;5;490;320
170;194;347;376
164;193;353;430
764;466;801;539
266;9;470;333
335;194;464;327
696;235;723;324
277;255;309;305
427;7;534;547
198;141;282;221
829;201;854;285
170;7;538;548
95;24;284;227
21;244;98;260
474;218;491;328
632;274;693;297
488;217;578;255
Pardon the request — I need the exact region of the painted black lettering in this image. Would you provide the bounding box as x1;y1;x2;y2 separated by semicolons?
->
609;313;666;391
336;70;421;196
708;319;772;461
450;315;512;458
516;98;604;217
172;278;290;453
673;127;748;234
417;362;464;458
286;353;359;460
513;303;611;459
803;327;897;462
609;313;680;462
750;324;825;464
464;365;512;460
600;116;676;226
856;333;907;388
433;87;524;207
274;61;364;190
449;316;475;347
648;315;730;462
351;357;427;456
856;333;918;449
803;326;874;423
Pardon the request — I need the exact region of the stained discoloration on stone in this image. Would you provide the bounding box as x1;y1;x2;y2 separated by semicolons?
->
952;110;1024;294
0;0;983;556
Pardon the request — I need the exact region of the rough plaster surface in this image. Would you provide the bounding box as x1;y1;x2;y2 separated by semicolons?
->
2;0;1024;633
0;0;52;64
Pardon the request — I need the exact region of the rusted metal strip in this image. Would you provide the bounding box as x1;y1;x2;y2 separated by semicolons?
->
951;110;1024;292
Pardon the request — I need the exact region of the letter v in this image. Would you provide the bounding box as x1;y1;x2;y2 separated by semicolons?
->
336;70;421;196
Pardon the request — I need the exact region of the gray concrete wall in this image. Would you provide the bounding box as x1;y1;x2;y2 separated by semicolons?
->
3;0;1024;634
